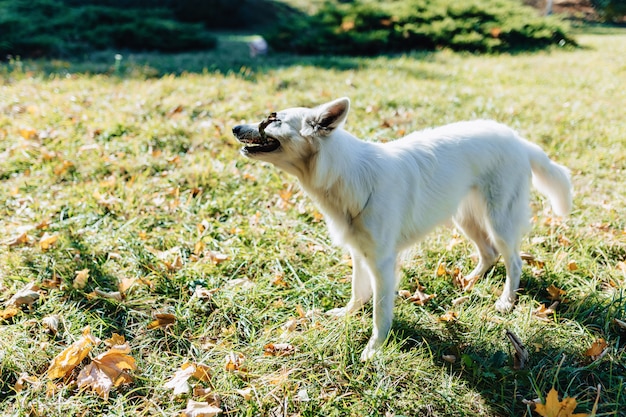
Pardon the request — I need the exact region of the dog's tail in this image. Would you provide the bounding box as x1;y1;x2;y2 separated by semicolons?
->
526;142;572;217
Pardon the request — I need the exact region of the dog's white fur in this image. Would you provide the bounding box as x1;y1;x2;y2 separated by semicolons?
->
233;97;572;361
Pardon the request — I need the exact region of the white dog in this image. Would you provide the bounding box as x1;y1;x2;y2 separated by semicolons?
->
232;97;572;361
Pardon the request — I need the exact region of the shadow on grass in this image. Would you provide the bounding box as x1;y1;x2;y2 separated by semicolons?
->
389;280;626;416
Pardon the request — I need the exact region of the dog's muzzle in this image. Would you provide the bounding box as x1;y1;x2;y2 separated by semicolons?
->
233;125;281;154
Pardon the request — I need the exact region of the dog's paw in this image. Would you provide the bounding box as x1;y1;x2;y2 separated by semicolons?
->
495;296;515;313
326;307;348;317
360;345;378;362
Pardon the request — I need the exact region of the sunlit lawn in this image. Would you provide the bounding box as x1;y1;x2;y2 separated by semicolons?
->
1;30;625;416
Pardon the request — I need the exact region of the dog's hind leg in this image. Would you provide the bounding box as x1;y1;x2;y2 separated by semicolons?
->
486;183;530;312
360;252;397;361
453;196;499;280
327;249;373;317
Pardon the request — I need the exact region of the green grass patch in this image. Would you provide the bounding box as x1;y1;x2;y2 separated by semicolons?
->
1;30;625;416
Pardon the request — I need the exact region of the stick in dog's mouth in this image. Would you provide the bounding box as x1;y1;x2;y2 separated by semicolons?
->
239;112;281;154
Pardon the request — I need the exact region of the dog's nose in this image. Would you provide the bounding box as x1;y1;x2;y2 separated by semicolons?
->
232;125;242;136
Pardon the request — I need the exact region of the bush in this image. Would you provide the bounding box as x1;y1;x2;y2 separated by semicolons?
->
0;0;217;58
264;0;576;55
590;0;626;22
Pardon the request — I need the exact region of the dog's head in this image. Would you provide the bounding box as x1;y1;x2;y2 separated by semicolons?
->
232;97;350;176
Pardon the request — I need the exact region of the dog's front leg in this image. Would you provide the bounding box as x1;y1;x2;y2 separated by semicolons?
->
360;253;397;361
327;249;372;317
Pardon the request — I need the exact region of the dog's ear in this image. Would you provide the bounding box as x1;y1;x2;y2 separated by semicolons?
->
301;97;350;137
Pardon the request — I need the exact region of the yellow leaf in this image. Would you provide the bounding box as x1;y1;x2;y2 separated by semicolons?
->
584;338;607;360
436;262;447;276
104;333;126;348
439;311;458;322
39;233;58;251
19;127;38;139
76;343;136;399
48;326;99;379
567;260;579;271
147;313;177;330
0;306;20;320
534;387;589;417
73;269;89;289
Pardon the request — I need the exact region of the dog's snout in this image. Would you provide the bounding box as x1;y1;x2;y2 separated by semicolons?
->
232;125;242;136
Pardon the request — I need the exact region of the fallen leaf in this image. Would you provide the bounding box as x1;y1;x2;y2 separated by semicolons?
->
236;387;253;400
614;318;626;331
452;295;470;306
442;354;456;363
401;285;435;306
224;277;255;290
439;311;458;322
521;252;545;269
7;282;40;308
436;262;447;277
42;315;60;335
118;277;136;294
147;313;177;330
39;232;58;251
181;399;222;417
567;260;578;271
206;250;229;265
533;387;589;417
224;352;245;372
264;342;296;357
104;333;126;347
0;306;20;320
77;342;136;399
533;302;558;321
584;338;608;360
6;232;30;247
505;330;529;370
48;326;100;379
92;288;123;301
452;268;479;292
14;373;40;392
164;364;196;395
546;284;566;301
73;269;89;289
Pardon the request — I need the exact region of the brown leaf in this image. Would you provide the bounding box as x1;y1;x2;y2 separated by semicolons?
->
76;343;136;399
614;318;626;331
147;313;176;330
7;282;40;308
584;338;608;360
533;302;558;321
521;252;545;269
264;343;296;357
401;285;435;306
48;326;99;379
546;284;566;301
6;232;30;247
92;288;123;301
505;330;529;370
567;260;579;271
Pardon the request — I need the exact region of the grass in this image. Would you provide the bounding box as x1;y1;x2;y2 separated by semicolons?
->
1;29;626;416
